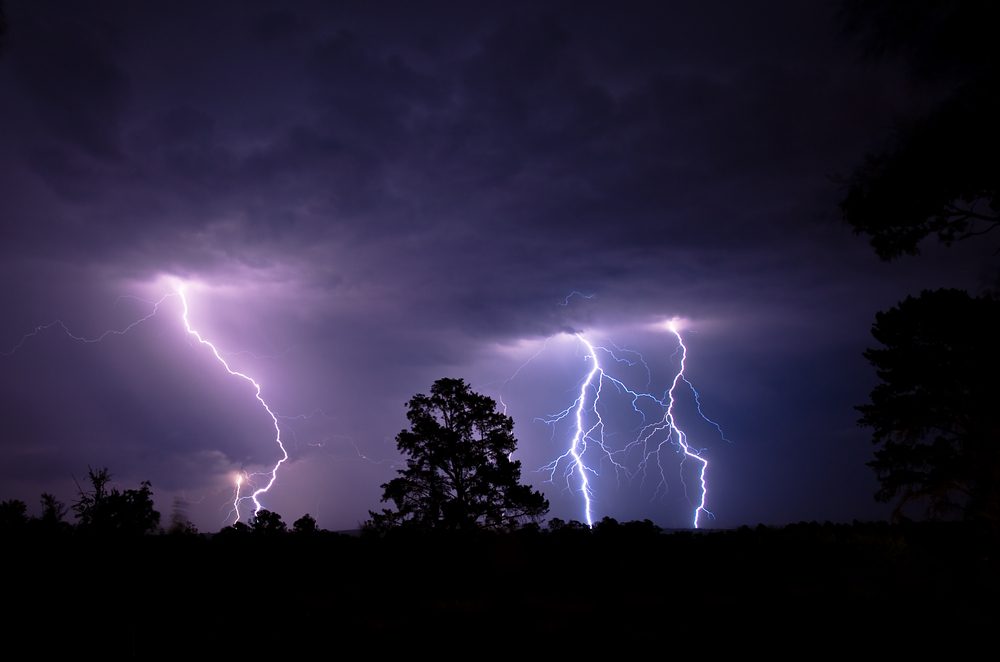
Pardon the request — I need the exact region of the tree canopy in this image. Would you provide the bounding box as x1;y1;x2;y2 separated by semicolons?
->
839;0;1000;258
858;289;1000;524
368;377;548;532
73;467;161;536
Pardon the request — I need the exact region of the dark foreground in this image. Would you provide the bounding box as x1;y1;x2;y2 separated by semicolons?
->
4;521;997;653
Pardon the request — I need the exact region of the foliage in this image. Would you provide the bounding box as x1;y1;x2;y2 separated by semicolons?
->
0;498;28;533
858;289;1000;524
292;513;318;535
839;0;1000;258
249;509;287;535
39;493;67;525
72;467;161;536
168;497;199;535
368;377;548;531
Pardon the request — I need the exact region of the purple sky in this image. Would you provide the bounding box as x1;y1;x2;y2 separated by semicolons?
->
0;1;991;531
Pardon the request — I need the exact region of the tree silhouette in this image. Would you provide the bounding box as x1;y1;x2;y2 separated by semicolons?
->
858;289;1000;524
72;467;161;535
292;513;318;535
839;1;1000;258
368;377;548;531
40;493;67;525
248;509;287;535
168;497;198;535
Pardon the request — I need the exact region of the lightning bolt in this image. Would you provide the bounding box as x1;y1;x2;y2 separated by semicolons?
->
538;334;655;527
511;313;729;529
663;321;711;528
3;282;290;525
629;320;724;528
176;285;287;523
1;294;175;357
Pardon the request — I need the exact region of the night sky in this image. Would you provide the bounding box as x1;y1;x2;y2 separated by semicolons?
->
0;1;992;532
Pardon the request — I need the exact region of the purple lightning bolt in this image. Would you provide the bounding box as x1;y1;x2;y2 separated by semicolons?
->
176;284;288;523
3;281;290;524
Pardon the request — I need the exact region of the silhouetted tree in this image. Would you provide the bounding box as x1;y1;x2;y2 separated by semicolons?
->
40;493;67;525
858;289;1000;524
168;497;198;535
0;499;27;534
73;467;161;535
546;518;588;533
368;377;548;532
292;513;318;535
35;492;70;535
839;1;1000;258
248;509;287;535
216;521;250;538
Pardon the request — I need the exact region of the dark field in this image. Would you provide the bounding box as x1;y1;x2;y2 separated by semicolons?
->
4;521;996;653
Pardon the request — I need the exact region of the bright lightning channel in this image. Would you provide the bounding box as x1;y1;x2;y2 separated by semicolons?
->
2;283;289;525
176;285;288;523
525;317;729;529
630;319;716;528
664;320;712;528
1;294;174;357
539;334;653;527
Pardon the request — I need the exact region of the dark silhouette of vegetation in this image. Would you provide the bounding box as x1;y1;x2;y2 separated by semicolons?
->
249;508;287;535
840;0;1000;258
0;498;27;533
0;472;995;651
367;377;548;532
293;513;318;534
167;497;198;535
72;467;160;536
859;289;1000;525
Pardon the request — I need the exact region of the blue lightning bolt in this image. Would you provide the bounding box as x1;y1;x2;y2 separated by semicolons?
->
663;321;711;527
628;320;727;528
509;313;730;529
538;334;661;527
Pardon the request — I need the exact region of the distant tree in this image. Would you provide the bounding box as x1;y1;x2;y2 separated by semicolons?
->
839;0;1000;258
168;497;198;536
73;467;161;536
593;516;621;534
40;493;67;525
248;509;287;535
368;378;548;532
0;499;28;534
858;289;1000;524
292;513;318;535
216;521;250;538
546;518;588;533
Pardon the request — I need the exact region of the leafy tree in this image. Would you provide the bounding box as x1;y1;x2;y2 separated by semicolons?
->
248;509;287;535
292;513;318;535
40;493;67;526
73;467;161;535
839;0;1000;258
216;521;250;538
368;377;548;531
35;492;70;535
858;289;1000;524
